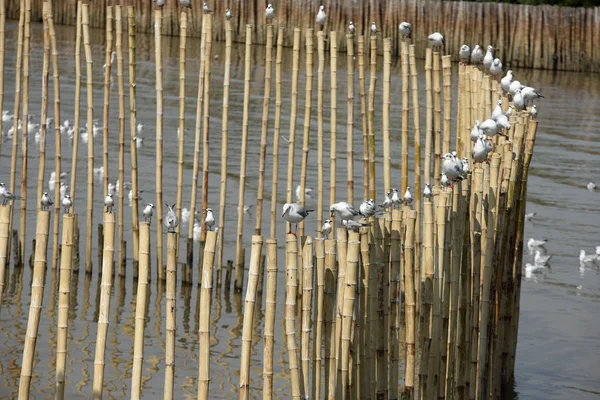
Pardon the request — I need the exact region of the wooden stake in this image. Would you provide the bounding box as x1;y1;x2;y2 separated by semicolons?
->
401;40;409;193
424;48;433;188
299;29;314;238
285;233;301;399
442;56;452;156
316;30;325;235
154;6;164;276
329;30;338;215
82;3;94;274
433;51;442;187
198;231;217;399
262;239;278;399
359;221;371;399
163;233;177;400
0;0;5;159
285;28;301;232
115;6;126;275
300;237;314;397
389;209;402;400
358;36;368;201
346;33;355;204
334;227;348;397
200;14;213;242
18;211;50;399
419;200;435;397
127;6;139;269
269;28;284;240
382;38;391;193
101;6;113;199
175;9;188;262
234;24;253;292
367;36;377;200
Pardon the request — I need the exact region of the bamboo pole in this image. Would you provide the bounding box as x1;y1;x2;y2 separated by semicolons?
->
300;237;314;397
323;238;337;399
154;5;164;276
217;18;233;279
442;56;452;156
285;233;301;399
334;227;348;398
299;29;314;238
285;28;301;231
263;239;278;399
69;1;82;203
35;4;50;214
127;6;139;269
382;38;391;194
269;28;284;240
101;6;113;199
163;233;177;400
234;24;253;291
255;24;273;236
53;213;73;400
358;36;368;201
0;206;9;313
424;48;433;188
439;188;454;399
115;6;126;274
91;212;115;399
374;219;386;400
239;235;263;400
329;30;338;216
198;231;217;399
401;40;409;193
367;36;377;200
312;238;325;400
317;30;325;235
131;222;150;399
346;33;355;204
341;231;360;397
175;9;187;261
18;211;50;399
419;200;435;397
359;220;371;399
200;14;213;242
0;0;5;158
433;51;442;187
404;210;416;398
82;3;94;274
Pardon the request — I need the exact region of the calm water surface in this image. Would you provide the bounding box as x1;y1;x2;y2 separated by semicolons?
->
0;21;599;399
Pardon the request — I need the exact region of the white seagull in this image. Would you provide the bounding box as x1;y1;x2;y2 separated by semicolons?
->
428;32;444;49
143;203;155;222
62;194;73;213
205;208;215;231
530;105;538;119
483;45;494;70
203;2;212;13
424;183;433;199
404;187;413;206
459;45;470;64
390;188;402;207
534;249;552;266
265;4;275;20
527;238;547;255
587;182;597;192
225;8;232;20
371;21;378;34
348;21;355;34
471;45;483;63
282;203;313;233
316;5;326;27
41;192;54;210
512;88;526;111
472;135;490;163
318;219;332;238
579;249;597;265
490;58;503;76
501;70;514;93
470;120;482;143
398;22;412;39
105;193;115;212
330;202;359;220
165;203;179;233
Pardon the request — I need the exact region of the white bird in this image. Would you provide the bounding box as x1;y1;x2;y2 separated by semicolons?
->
428;32;444;48
580;250;598;265
318;219;332;238
181;207;191;226
472;135;490;163
470;120;482;142
390;188;402;207
525;212;536;221
180;0;191;8
342;219;368;232
521;86;544;104
203;2;212;13
359;199;379;217
143;203;154;222
504;106;514;118
496;114;511;132
534;249;552;266
441;153;463;180
330;202;359;220
501;70;514;93
527;238;547;255
525;263;545;276
441;173;452;188
205;208;215;230
128;189;143;205
490;58;503;76
424;183;433;199
480;118;498;137
225;8;232;20
404;187;413;206
471;45;483;63
41;192;54;210
530;105;538;119
94;166;104;180
60;182;68;200
295;185;313;202
2;110;13;123
398;22;412;39
483;45;494;70
265;4;275;20
105;193;115;212
509;80;524;96
133;136;144;149
371;21;378;34
381;191;392;209
282;203;313;233
461;157;470;176
2;188;23;205
513;89;526;111
108;182;117;197
348;21;355;34
459;44;470;63
165;203;179;233
587;182;597;192
316;5;326;26
193;221;202;241
491;100;503;121
62;194;72;213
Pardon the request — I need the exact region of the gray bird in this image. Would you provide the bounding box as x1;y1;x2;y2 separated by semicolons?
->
318;219;332;238
180;0;191;8
154;0;165;7
459;44;470;64
203;2;212;13
1;188;23;205
165;203;179;233
343;219;368;232
143;203;155;222
62;195;73;213
424;183;433;199
330;202;360;220
205;208;215;231
282;203;313;234
41;192;54;210
105;193;115;212
225;8;232;20
398;22;412;39
348;21;355;34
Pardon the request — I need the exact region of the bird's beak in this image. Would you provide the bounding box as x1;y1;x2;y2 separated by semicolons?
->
438;155;445;159
282;208;289;218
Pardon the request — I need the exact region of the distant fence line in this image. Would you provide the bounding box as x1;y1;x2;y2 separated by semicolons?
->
6;0;600;72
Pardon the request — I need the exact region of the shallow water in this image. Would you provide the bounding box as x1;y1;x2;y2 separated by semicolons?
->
0;20;599;399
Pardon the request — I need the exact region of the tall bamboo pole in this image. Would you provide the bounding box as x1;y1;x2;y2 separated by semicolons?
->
433;51;442;187
82;2;94;274
127;6;139;268
18;211;50;399
234;24;253;291
316;30;325;235
382;38;391;193
35;5;50;214
300;237;314;397
197;231;217;399
419;200;435;397
154;4;164;275
424;48;433;188
269;28;284;240
341;231;360;397
299;28;314;238
404;210;416;398
285;28;301;231
323;238;337;399
175;9;187;260
163;233;177;400
115;6;126;274
200;14;213;242
263;239;278;399
334;227;348;398
389;209;401;400
285;233;301;399
401;40;409;193
367;36;377;200
54;214;73;400
255;24;273;236
0;206;9;313
217;18;233;279
442;56;452;156
346;33;355;204
69;1;82;203
0;0;5;158
329;30;338;214
312;238;325;399
91;212;115;399
101;7;113;199
131;222;150;399
358;36;368;201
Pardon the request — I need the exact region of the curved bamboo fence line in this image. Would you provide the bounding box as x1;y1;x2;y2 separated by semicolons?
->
5;0;600;72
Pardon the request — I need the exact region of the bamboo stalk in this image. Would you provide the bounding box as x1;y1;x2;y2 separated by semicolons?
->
439;188;454;399
424;48;433;189
91;211;115;399
217;18;233;280
312;238;325;400
163;233;177;400
359;220;371;399
131;222;150;399
316;30;325;235
234;24;253;292
299;29;314;238
329;30;338;215
404;210;416;398
115;5;126;275
101;6;113;199
35;5;50;214
285;233;302;399
269;28;284;240
127;6;139;269
387;209;400;400
401;39;409;193
367;36;377;200
358;36;368;201
285;28;301;231
419;200;435;397
374;218;386;400
200;14;213;242
341;231;360;397
255;24;273;236
323;238;337;399
175;9;187;264
0;206;9;313
433;51;441;187
300;237;314;397
198;231;217;399
382;38;391;193
18;211;50;399
82;3;94;274
9;0;24;221
0;0;5;159
346;34;355;204
154;6;164;276
263;239;278;400
69;1;82;202
334;227;348;397
442;56;452;155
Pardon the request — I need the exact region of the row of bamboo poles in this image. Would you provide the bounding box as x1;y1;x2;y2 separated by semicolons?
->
4;0;600;72
0;1;541;399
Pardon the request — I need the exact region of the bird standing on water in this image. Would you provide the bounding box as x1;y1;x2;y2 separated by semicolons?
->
165;204;178;233
587;182;597;192
282;203;313;234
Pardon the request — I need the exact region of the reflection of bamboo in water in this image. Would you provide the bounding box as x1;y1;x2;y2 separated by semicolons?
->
82;3;94;274
269;28;284;240
198;231;216;399
163;233;177;400
76;273;93;392
127;6;139;271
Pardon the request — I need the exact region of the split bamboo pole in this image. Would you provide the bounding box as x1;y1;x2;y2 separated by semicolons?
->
358;36;368;201
35;6;50;214
0;0;5;158
174;9;187;262
285;28;301;232
200;15;213;242
329;30;338;216
299;29;314;238
131;222;150;399
312;238;325;399
115;6;126;274
101;7;113;199
346;33;355;204
163;233;177;400
382;38;391;193
217;18;233;279
262;239;278;399
18;211;50;399
269;28;284;240
255;24;273;236
404;210;416;398
433;51;442;187
300;237;314;397
154;5;164;276
69;1;82;203
316;30;324;235
401;39;409;193
54;213;73;400
0;206;9;313
127;7;139;269
82;3;94;274
367;36;377;200
442;56;452;155
341;231;360;398
323;238;337;399
198;231;217;399
285;233;302;399
234;24;253;291
424;48;433;188
91;211;115;399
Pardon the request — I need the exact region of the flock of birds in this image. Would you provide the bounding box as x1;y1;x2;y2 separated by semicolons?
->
524;237;600;279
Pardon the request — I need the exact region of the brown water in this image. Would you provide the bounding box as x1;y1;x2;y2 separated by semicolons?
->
0;21;599;399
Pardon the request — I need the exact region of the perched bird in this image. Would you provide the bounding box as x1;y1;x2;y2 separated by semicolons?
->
316;5;326;27
525;212;536;221
2;187;23;205
490;58;503;76
295;185;313;202
441;153;463;180
472;135;490;163
391;188;402;207
193;221;202;242
330;202;359;220
424;183;433;199
203;2;212;13
205;208;215;231
143;203;155;222
504;106;514;118
398;22;412;39
501;70;514;93
534;249;552;266
348;21;355;34
381;191;392;209
491;100;503;121
282;203;313;233
265;4;275;20
154;0;165;7
480;118;499;137
428;32;444;49
471;45;483;64
359;199;377;217
342;219;368;232
459;44;471;64
62;194;73;213
180;0;191;8
483;45;494;70
225;8;232;20
580;250;598;265
404;187;413;206
496;114;511;132
587;182;597;192
104;193;115;212
521;86;544;105
461;157;470;176
530;105;538;119
512;88;526;111
527;238;547;255
509;80;524;96
319;219;332;238
470;120;482;143
165;204;179;233
41;192;54;210
371;21;378;34
441;173;452;188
